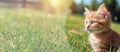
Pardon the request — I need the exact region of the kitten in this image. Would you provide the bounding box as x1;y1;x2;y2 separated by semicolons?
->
84;4;120;52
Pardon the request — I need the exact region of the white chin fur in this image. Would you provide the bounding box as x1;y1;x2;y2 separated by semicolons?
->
87;29;104;34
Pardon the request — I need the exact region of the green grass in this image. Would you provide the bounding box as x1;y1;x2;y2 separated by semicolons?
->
0;8;120;52
0;8;73;52
66;14;120;52
66;15;91;52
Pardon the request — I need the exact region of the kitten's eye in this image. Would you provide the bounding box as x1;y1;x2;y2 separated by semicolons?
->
85;21;88;24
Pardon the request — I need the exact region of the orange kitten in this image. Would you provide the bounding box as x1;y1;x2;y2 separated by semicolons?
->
84;4;120;52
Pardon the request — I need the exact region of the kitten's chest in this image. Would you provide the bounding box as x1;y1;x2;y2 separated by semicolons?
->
89;34;106;48
89;34;101;44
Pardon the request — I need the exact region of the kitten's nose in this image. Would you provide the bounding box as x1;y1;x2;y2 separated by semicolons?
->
86;25;90;31
87;26;90;29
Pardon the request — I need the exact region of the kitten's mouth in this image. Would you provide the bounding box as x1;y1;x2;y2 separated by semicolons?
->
87;28;102;32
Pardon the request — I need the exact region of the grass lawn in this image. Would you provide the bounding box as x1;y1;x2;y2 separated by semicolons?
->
66;15;91;52
0;8;72;52
0;8;120;52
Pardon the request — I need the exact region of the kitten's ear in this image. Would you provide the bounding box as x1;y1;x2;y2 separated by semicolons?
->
84;7;90;15
97;4;109;16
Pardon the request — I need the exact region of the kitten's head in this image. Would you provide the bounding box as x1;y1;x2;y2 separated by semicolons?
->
84;4;111;34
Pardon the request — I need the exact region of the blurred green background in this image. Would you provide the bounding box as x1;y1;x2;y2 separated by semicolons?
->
0;0;120;52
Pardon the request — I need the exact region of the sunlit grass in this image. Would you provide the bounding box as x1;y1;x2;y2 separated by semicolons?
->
0;8;73;52
111;22;120;34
